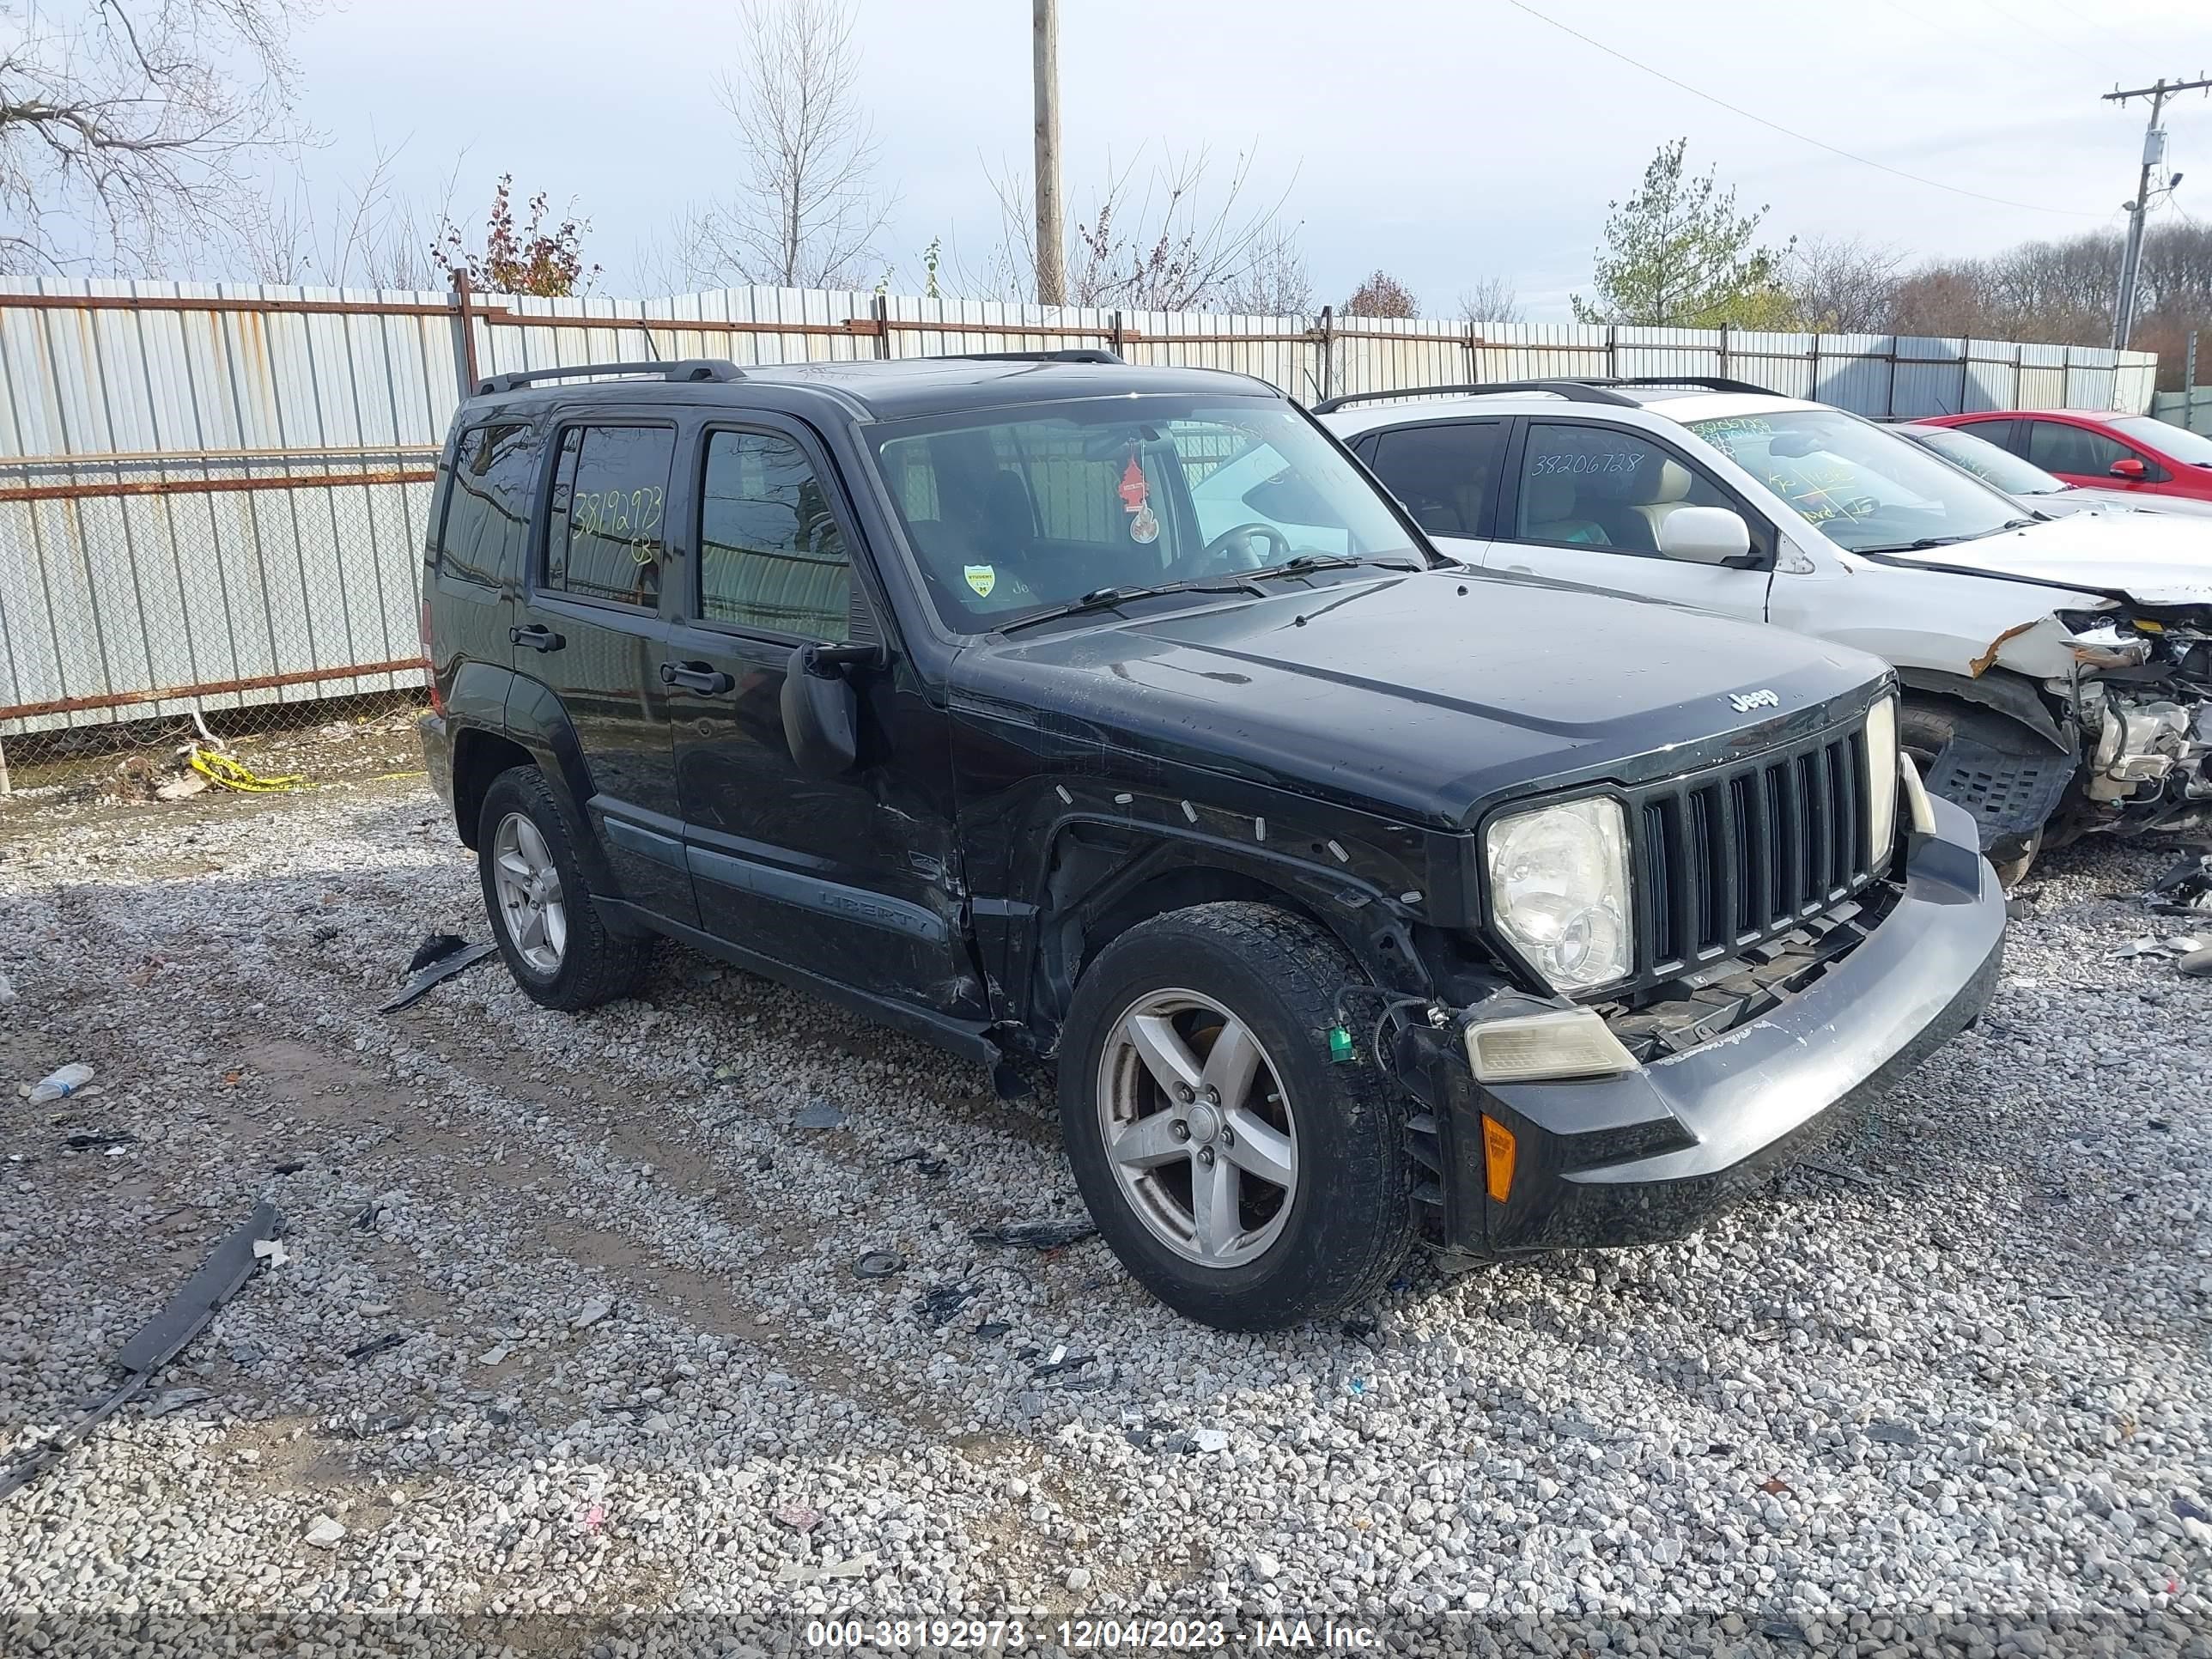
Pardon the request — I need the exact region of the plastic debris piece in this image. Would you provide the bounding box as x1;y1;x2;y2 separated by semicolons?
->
796;1098;847;1131
355;1411;414;1438
1761;1620;1808;1645
968;1218;1098;1251
62;1130;133;1152
380;942;495;1013
1193;1428;1229;1454
0;1201;279;1502
1866;1420;1919;1446
154;771;210;801
775;1553;876;1583
29;1064;94;1106
147;1388;211;1419
346;1333;402;1363
251;1237;290;1268
1799;1155;1875;1188
2180;946;2212;977
573;1297;612;1330
581;1503;605;1533
1032;1352;1095;1379
2175;1494;2211;1524
915;1285;979;1328
973;1321;1012;1340
854;1250;904;1279
272;1159;305;1176
477;1345;510;1367
407;933;466;973
304;1516;346;1548
773;1504;821;1533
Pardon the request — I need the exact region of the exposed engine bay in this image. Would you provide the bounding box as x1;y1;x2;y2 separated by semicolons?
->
2055;606;2212;828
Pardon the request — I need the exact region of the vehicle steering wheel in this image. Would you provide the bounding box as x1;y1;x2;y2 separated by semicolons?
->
1194;521;1294;574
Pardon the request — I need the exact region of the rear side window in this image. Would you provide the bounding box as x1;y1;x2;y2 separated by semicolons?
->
545;425;676;608
2023;420;2131;477
1365;422;1505;537
439;423;538;586
1516;422;1730;556
698;430;851;640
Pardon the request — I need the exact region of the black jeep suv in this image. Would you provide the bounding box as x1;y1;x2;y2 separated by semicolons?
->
417;352;2005;1331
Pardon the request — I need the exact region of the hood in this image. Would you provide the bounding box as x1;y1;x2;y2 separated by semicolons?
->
1886;512;2212;607
951;570;1888;828
2047;489;2212;521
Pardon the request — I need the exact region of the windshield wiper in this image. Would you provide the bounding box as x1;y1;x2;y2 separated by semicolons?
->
997;577;1266;634
1856;534;1979;554
1250;553;1425;580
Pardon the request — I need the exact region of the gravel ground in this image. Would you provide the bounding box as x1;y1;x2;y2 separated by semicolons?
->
3;763;2210;1658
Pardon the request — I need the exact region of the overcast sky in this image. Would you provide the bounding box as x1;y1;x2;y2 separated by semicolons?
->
291;0;2212;317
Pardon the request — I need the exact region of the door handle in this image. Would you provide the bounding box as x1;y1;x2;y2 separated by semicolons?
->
509;623;564;653
660;660;735;696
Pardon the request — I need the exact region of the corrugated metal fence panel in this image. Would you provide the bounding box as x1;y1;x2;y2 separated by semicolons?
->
0;276;2166;738
2151;386;2212;434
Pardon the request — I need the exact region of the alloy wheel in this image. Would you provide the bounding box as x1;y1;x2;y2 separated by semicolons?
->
1095;988;1300;1268
490;811;568;975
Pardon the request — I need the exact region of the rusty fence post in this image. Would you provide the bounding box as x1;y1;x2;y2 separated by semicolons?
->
451;268;480;398
872;293;891;359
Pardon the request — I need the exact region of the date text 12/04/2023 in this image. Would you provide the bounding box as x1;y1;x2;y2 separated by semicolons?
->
801;1619;1384;1650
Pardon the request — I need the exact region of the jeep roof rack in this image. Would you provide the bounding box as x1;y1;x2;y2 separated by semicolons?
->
1310;373;1779;416
930;348;1126;365
1311;380;1639;414
475;359;744;396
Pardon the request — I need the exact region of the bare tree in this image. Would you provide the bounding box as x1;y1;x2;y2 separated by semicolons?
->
1779;234;1902;332
235;143;443;290
1458;276;1522;325
0;0;317;272
1343;270;1419;319
1220;222;1313;315
687;0;893;289
970;143;1304;312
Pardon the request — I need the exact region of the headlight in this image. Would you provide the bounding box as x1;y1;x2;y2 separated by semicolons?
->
1865;695;1899;867
1484;796;1633;994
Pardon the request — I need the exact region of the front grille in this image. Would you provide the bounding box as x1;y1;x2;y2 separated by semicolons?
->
1631;718;1877;982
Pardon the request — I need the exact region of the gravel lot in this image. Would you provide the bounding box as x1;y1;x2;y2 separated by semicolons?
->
3;748;2210;1657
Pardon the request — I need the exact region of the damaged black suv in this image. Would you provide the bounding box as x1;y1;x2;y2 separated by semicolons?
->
417;351;2006;1331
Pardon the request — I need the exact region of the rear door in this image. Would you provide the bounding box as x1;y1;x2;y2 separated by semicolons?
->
1353;418;1507;566
1483;418;1775;623
514;415;698;927
427;420;534;684
664;416;980;1014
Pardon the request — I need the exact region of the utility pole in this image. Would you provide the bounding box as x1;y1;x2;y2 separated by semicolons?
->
2106;76;2212;349
1032;0;1066;307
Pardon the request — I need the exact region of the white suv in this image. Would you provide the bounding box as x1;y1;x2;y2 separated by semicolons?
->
1319;377;2212;881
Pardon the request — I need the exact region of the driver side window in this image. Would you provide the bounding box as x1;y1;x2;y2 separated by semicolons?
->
1515;423;1731;558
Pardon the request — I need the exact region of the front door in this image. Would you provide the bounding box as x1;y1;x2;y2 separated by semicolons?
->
1354;418;1507;568
515;416;697;927
665;417;980;1015
1483;419;1774;623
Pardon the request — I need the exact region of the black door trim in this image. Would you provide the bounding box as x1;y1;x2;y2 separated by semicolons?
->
685;842;950;945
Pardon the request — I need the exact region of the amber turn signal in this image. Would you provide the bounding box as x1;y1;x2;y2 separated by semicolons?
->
1480;1114;1516;1203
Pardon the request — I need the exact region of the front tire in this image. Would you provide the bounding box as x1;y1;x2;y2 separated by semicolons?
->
477;767;651;1010
1058;902;1416;1331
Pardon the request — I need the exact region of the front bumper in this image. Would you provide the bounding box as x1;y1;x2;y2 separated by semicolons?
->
1404;791;2006;1258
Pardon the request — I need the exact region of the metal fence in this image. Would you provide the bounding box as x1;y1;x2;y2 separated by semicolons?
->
0;276;2164;771
2151;385;2212;435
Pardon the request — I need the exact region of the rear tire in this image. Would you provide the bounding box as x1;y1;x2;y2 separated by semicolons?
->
477;767;651;1010
1058;902;1416;1331
1898;700;2045;887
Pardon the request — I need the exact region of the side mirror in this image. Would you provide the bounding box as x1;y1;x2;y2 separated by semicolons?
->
781;642;884;779
1657;506;1753;565
2110;456;2148;481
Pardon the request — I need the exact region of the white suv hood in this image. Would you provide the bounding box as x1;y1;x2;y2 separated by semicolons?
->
1885;512;2212;607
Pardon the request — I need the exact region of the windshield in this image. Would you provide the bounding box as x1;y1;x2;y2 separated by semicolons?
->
2111;414;2212;466
1686;409;2023;553
1907;426;2068;496
866;397;1423;631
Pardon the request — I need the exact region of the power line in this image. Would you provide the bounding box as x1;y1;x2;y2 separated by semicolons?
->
1505;0;2106;219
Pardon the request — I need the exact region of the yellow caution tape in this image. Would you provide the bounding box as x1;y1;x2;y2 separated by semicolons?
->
188;746;310;793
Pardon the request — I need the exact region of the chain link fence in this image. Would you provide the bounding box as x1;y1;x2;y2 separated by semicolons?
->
0;453;436;795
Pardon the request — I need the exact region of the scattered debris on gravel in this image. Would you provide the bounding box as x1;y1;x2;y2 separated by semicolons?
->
3;778;2210;1656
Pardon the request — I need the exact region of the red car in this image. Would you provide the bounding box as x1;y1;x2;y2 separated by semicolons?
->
1921;409;2212;503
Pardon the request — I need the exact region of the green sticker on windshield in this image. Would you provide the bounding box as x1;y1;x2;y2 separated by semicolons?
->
963;564;996;598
